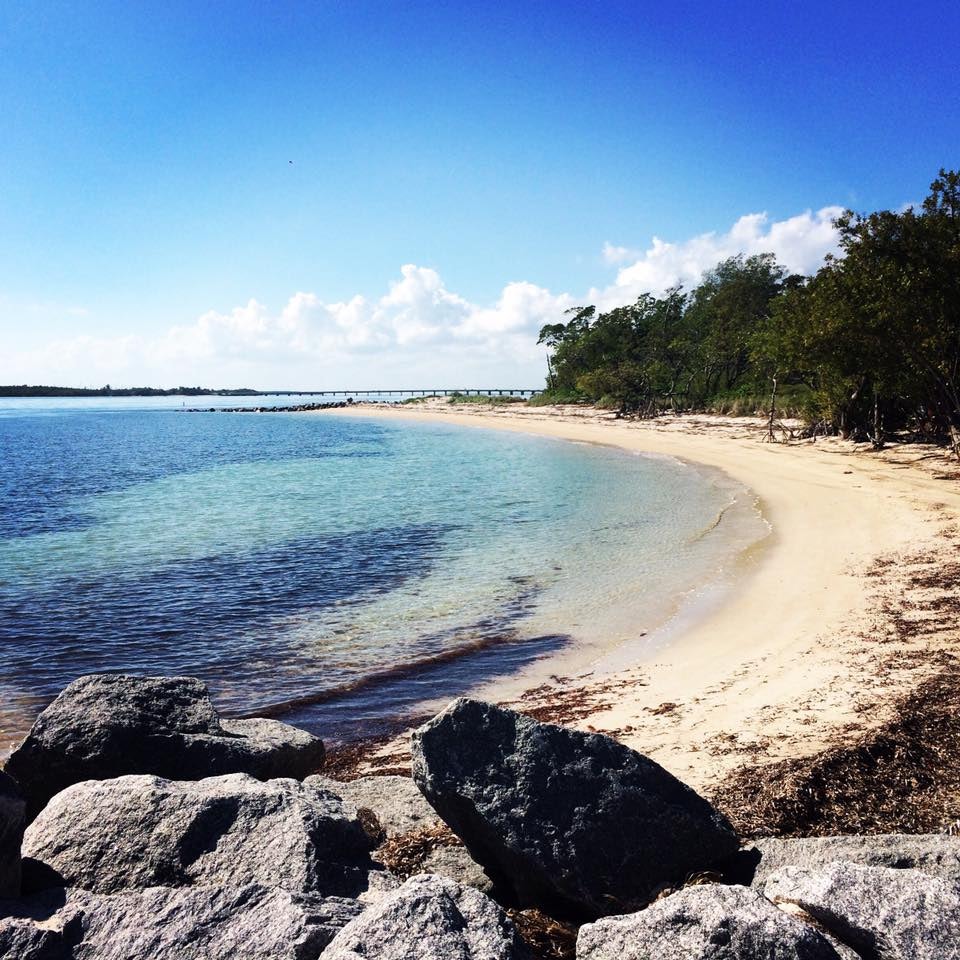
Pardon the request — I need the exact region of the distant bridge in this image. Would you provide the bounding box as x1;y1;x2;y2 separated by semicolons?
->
258;388;542;397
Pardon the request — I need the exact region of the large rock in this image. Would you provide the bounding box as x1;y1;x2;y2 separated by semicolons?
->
577;884;842;960
749;834;960;886
322;873;526;960
308;775;443;837
0;915;70;959
411;698;738;918
5;674;325;819
0;884;363;960
764;861;960;959
310;774;495;893
22;773;381;898
0;772;25;898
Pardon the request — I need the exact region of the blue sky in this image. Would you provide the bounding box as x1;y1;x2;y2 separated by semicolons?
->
1;0;958;388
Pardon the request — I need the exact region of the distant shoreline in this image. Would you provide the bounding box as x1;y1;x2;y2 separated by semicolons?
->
0;386;264;398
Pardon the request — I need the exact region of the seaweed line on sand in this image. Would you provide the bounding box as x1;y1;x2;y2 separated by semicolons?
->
710;531;960;837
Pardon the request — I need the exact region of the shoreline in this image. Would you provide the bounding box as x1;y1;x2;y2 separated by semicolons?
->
317;401;960;794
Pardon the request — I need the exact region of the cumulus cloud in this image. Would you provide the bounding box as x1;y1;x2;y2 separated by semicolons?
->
3;206;844;389
6;265;571;389
593;206;843;309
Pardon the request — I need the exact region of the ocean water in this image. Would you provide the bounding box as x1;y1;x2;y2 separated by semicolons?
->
0;397;766;749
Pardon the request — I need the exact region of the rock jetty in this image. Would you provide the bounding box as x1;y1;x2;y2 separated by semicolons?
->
183;399;355;413
0;674;956;959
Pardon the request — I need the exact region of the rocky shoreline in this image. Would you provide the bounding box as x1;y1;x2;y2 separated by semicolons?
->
1;675;957;959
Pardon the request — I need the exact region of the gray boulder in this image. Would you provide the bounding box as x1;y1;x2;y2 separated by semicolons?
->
418;845;495;894
308;775;443;837
310;775;494;892
0;771;25;898
577;884;842;960
411;698;738;918
322;873;526;960
74;885;360;959
5;674;325;820
764;861;960;959
22;773;381;898
0;916;70;959
0;884;363;960
749;833;960;886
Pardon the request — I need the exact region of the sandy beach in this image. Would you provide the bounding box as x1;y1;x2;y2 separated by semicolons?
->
320;401;960;798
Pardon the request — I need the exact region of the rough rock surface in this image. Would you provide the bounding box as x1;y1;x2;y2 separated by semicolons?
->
764;861;960;959
308;775;443;837
0;771;25;898
5;674;325;819
411;698;739;917
311;775;495;892
749;833;960;886
418;845;495;894
75;885;360;959
0;915;70;959
22;773;380;897
0;884;363;960
577;884;842;960
322;873;526;960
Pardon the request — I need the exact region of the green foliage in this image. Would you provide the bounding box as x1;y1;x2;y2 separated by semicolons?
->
537;168;960;451
446;393;526;405
538;255;786;416
756;168;960;448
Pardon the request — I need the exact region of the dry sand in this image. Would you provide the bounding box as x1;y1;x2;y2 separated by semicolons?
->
320;401;960;793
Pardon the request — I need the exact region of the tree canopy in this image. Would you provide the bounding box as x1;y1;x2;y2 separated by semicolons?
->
538;168;960;453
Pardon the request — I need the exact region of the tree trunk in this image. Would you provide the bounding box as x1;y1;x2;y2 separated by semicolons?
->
872;391;885;450
950;422;960;462
766;375;778;442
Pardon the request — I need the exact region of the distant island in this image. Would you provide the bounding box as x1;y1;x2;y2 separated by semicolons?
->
2;385;267;398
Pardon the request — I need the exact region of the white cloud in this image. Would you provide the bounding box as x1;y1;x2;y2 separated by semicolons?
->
4;265;570;389
593;206;843;309
1;207;843;390
601;242;641;265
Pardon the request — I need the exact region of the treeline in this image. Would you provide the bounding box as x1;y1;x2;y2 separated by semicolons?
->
1;385;261;398
539;168;960;453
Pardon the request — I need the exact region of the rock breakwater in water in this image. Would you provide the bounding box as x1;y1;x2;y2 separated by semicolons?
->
0;674;957;958
183;399;356;413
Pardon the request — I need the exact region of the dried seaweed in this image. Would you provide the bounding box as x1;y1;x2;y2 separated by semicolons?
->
710;664;960;837
507;908;578;960
375;824;463;879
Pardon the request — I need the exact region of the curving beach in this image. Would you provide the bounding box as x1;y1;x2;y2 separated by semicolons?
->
323;402;960;796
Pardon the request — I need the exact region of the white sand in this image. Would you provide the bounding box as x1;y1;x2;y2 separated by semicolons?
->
322;402;960;789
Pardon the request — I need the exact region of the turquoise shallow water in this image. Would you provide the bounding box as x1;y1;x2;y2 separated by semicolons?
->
0;397;766;747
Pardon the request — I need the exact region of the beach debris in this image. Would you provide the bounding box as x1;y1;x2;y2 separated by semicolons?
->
21;773;383;899
411;697;739;919
0;883;363;960
577;884;842;960
747;833;960;887
763;861;960;960
0;771;25;899
376;823;495;892
709;663;960;838
322;873;526;960
5;674;326;821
